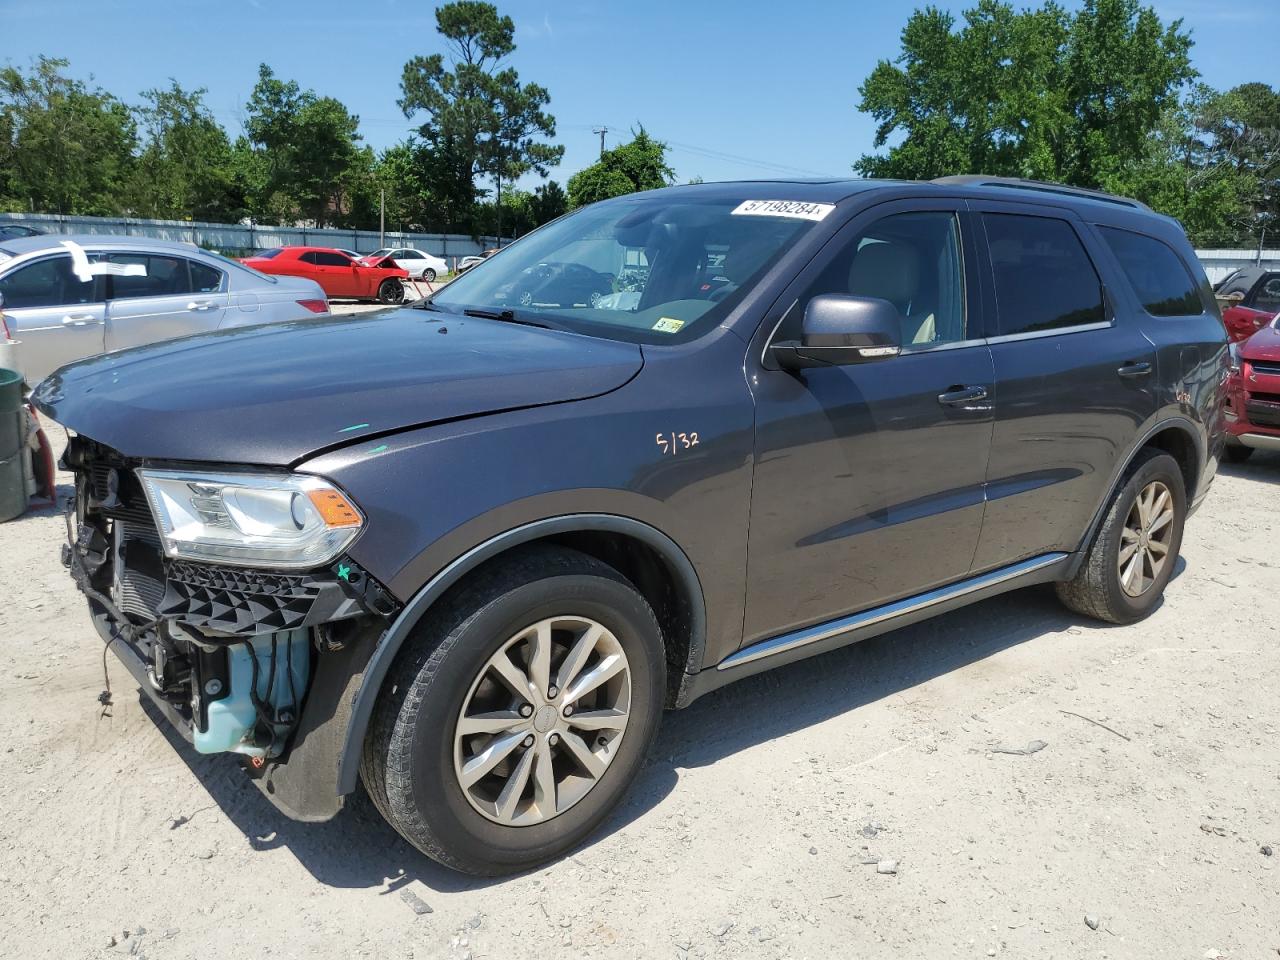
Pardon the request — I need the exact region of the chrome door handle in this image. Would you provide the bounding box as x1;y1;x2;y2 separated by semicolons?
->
1117;361;1152;378
186;301;216;311
62;313;99;326
938;385;989;406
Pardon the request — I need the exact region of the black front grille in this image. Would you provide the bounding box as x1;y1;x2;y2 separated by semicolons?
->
1250;360;1280;377
1245;400;1280;428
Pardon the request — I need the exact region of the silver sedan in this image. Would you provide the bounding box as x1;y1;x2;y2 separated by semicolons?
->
0;235;330;383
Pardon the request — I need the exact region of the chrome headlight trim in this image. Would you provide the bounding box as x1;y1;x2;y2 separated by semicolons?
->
136;468;364;570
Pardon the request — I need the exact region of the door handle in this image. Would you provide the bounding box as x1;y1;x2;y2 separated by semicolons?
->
186;301;216;312
1117;361;1152;378
61;313;100;326
938;385;989;406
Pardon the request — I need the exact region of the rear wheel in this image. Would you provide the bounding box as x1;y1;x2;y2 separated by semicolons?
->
360;546;666;875
1223;444;1254;464
1056;449;1186;624
377;279;404;305
422;268;437;282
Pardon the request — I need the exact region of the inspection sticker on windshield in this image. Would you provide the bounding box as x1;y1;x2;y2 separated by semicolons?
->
652;317;685;333
731;199;835;221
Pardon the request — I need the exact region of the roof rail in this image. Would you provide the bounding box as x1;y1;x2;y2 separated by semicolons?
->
931;175;1150;211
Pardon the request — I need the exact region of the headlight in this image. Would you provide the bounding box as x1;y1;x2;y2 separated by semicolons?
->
137;469;364;569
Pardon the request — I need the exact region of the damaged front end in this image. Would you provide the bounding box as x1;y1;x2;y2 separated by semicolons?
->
61;435;399;817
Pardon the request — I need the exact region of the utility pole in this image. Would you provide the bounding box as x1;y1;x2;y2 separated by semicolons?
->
379;188;385;249
593;126;608;158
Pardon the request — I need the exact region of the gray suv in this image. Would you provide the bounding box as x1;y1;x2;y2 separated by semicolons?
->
35;176;1227;875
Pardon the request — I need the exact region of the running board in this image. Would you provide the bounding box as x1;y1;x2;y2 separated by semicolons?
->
718;552;1069;672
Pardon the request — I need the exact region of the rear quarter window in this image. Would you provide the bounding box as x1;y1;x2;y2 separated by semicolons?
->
1098;226;1204;317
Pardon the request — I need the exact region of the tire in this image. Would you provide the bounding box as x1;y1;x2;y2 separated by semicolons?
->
1223;444;1254;464
1055;449;1186;625
422;268;437;282
360;545;666;875
377;279;404;305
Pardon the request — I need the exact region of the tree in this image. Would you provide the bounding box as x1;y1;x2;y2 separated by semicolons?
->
242;64;365;226
0;57;137;215
566;127;674;207
529;180;568;226
131;81;242;221
1192;82;1280;246
399;1;563;237
855;0;1195;187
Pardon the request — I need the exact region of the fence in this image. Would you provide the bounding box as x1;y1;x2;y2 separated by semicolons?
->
1196;249;1280;285
0;212;508;260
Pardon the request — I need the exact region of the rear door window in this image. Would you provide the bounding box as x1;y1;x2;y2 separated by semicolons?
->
105;254;192;299
1098;227;1203;317
189;260;223;293
983;214;1106;336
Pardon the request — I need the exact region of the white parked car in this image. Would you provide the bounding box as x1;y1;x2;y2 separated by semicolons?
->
364;247;448;281
0;235;330;384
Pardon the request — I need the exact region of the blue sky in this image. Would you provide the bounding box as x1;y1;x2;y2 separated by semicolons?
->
1;0;1276;192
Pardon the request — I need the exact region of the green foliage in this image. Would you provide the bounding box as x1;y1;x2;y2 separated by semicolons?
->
399;1;563;233
855;1;1279;245
131;81;243;221
566;128;674;207
242;64;366;227
0;57;137;215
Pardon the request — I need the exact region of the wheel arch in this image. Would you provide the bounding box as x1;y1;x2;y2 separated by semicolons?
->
1069;415;1203;574
335;514;707;796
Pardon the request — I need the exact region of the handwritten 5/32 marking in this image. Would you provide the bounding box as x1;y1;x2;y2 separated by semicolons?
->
656;431;700;456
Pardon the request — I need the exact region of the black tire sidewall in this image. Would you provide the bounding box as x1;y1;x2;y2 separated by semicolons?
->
1099;452;1186;621
390;571;664;872
378;280;403;304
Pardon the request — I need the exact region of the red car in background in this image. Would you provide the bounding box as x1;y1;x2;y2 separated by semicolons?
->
1225;315;1280;461
241;247;409;304
1215;266;1280;342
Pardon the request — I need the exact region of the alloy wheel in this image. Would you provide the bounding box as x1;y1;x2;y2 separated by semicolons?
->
453;616;631;826
1118;479;1175;597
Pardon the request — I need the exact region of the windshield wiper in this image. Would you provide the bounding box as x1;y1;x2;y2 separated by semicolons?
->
462;307;560;330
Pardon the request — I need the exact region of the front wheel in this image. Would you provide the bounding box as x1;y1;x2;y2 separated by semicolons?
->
377;279;404;305
1056;450;1186;624
360;545;666;875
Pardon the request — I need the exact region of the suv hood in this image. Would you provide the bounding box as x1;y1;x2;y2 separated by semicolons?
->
31;309;643;466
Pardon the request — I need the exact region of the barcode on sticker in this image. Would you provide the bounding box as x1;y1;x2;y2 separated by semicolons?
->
731;200;835;221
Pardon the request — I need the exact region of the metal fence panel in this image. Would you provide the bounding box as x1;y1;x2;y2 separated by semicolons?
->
0;212;506;261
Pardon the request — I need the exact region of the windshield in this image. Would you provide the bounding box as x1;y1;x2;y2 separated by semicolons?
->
431;194;826;343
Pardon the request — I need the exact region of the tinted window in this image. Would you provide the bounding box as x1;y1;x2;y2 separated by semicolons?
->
313;252;353;267
0;255;102;308
984;214;1105;335
1255;275;1280;313
780;211;966;347
107;254;191;299
298;251;319;265
189;260;223;293
1099;227;1202;317
253;248;283;259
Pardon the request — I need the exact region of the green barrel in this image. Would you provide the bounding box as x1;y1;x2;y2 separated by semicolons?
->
0;367;26;522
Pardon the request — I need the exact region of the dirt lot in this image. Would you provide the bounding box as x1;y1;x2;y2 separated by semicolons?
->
1;425;1277;960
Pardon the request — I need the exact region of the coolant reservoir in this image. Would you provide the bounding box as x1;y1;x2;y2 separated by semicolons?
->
195;629;310;757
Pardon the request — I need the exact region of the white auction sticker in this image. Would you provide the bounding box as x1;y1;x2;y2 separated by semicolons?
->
731;199;836;221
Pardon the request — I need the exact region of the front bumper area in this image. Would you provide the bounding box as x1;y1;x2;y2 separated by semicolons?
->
62;434;399;820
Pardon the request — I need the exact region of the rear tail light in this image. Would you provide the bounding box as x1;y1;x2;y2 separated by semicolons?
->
296;299;329;315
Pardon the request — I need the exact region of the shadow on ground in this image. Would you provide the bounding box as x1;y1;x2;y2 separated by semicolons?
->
137;572;1130;891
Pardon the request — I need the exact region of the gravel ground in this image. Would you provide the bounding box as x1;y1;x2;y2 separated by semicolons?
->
1;425;1277;960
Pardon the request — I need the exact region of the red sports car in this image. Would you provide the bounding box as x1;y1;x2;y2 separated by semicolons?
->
241;247;409;304
1224;316;1280;461
1215;266;1280;342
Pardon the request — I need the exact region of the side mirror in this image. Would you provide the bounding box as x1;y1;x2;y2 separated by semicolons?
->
771;294;902;370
